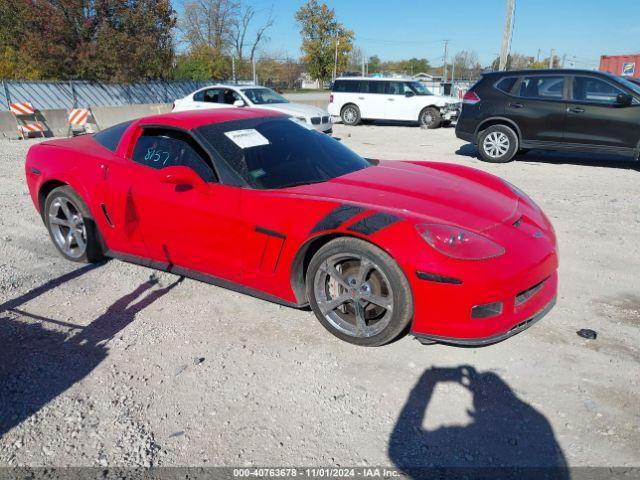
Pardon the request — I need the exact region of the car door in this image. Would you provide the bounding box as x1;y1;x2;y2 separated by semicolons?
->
104;126;245;282
345;80;379;120
507;75;567;144
564;75;639;150
192;88;226;110
384;81;418;121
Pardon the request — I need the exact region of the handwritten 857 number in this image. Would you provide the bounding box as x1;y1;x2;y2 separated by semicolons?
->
145;148;171;166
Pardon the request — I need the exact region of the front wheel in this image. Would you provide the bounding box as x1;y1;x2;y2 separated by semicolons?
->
419;107;442;129
306;238;413;347
44;185;104;263
478;125;518;163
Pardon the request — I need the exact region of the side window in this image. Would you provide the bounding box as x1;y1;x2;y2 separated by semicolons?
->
221;89;242;105
344;81;359;93
333;80;346;92
194;88;221;103
93;121;133;152
368;81;385;94
573;76;624;104
131;129;216;182
519;76;564;100
495;77;517;94
388;82;405;95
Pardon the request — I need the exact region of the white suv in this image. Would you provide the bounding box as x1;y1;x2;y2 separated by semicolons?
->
328;77;460;129
173;84;333;133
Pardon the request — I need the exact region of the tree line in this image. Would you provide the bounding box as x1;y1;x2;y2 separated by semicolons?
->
0;0;486;86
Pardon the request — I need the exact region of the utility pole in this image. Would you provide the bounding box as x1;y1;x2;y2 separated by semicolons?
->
561;54;567;68
252;58;257;84
499;0;516;71
333;36;340;81
362;49;366;76
549;49;555;69
443;40;449;81
231;56;236;83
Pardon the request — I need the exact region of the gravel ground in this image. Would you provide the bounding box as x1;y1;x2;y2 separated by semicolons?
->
0;124;639;470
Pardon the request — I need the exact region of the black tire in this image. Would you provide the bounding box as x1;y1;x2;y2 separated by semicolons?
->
419;107;442;129
477;125;518;163
306;237;413;347
44;185;104;263
340;104;361;126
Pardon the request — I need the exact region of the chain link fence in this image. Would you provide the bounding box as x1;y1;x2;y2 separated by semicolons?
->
0;80;214;111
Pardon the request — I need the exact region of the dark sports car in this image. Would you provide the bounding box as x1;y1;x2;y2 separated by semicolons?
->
25;108;558;346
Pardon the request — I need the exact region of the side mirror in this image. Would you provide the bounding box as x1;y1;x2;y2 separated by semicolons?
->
159;166;206;188
233;99;245;107
405;91;415;97
616;93;633;107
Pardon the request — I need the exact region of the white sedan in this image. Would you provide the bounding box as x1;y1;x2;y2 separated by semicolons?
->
173;85;333;134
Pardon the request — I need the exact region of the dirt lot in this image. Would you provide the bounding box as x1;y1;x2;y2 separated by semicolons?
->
0;124;639;471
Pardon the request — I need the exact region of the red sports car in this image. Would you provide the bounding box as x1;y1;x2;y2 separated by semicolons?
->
25;108;558;347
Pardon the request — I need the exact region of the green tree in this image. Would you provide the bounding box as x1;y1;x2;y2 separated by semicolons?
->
0;0;176;81
368;55;381;73
295;0;354;84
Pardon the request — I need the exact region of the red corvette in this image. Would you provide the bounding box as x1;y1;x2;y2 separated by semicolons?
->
25;108;558;347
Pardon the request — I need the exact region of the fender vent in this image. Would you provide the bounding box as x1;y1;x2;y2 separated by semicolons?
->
101;203;114;227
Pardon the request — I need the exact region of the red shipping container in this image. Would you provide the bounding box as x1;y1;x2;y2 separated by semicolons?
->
599;54;640;79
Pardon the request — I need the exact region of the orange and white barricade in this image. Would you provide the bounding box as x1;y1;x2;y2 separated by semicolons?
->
67;107;99;136
9;102;46;139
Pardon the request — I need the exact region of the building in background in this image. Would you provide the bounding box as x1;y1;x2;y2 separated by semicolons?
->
599;54;640;79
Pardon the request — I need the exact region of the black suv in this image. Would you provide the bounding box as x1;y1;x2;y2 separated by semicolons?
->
456;69;640;163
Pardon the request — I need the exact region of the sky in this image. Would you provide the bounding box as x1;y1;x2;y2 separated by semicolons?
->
241;0;640;68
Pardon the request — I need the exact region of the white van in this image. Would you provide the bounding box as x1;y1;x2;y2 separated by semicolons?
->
327;77;460;129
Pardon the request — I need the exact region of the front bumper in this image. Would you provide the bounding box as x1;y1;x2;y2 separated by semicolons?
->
414;296;556;346
442;109;460;121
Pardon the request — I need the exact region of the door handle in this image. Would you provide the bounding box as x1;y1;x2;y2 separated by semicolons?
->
509;102;524;109
358;97;365;100
388;98;395;102
567;107;585;114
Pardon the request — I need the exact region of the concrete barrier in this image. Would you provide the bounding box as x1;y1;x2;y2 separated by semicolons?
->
0;93;329;139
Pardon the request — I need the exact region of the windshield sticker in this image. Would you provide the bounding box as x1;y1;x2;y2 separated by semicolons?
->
249;168;266;178
224;129;270;149
288;117;315;130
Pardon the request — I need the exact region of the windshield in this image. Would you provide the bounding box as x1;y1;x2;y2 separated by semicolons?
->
616;76;640;96
196;117;370;189
241;88;289;105
408;81;433;96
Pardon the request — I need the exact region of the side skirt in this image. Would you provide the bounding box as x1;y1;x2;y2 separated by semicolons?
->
105;250;307;310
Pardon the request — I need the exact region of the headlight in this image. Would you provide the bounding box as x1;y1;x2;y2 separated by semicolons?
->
416;223;505;260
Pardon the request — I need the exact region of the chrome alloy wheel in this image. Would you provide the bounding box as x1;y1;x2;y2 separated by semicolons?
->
48;196;87;259
482;131;510;158
342;107;358;124
421;110;434;126
313;253;394;338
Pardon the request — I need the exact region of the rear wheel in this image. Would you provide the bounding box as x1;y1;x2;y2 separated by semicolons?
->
306;238;413;346
341;104;361;126
478;125;518;163
419;107;442;129
44;186;104;263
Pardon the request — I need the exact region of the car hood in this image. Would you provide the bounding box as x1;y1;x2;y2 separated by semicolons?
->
421;94;459;106
253;102;328;117
285;161;518;232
